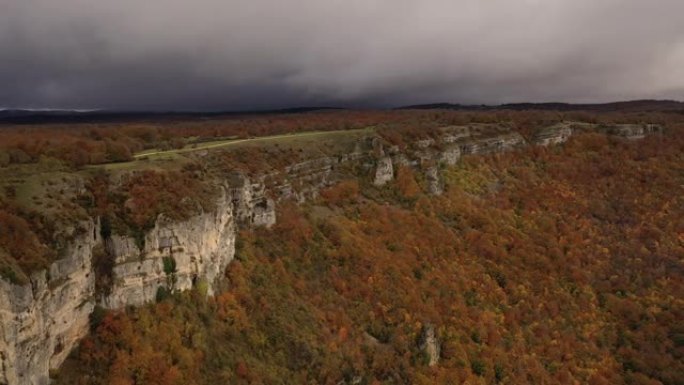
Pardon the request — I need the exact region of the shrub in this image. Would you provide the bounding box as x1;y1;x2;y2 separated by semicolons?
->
156;286;170;302
471;360;485;376
89;305;107;331
163;256;177;275
92;245;114;296
320;180;359;206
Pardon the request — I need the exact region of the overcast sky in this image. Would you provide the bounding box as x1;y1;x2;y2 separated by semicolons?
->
1;0;683;110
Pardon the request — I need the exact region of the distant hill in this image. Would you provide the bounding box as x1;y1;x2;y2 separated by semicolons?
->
397;99;684;112
2;100;683;125
0;107;344;124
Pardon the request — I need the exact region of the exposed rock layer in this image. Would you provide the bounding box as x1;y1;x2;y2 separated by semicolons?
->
103;192;235;309
418;324;440;367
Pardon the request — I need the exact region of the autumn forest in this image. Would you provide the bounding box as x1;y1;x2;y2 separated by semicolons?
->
0;108;683;385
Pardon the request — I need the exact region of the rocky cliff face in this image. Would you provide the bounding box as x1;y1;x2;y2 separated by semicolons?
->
103;191;235;309
373;157;394;186
532;122;665;145
600;123;664;139
418;324;440;367
0;220;99;385
0;191;239;384
0;124;663;384
533;123;574;146
372;126;525;192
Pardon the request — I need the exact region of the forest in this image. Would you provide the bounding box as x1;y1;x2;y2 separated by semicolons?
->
0;108;678;168
35;116;682;384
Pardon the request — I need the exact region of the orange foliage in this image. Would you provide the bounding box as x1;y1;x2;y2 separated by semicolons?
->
395;166;421;199
26;116;684;385
320;180;360;206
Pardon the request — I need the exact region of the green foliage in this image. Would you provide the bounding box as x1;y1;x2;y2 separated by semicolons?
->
494;363;505;383
155;286;170;302
132;227;146;251
471;359;486;376
89;305;106;331
0;264;21;284
442;161;497;195
163;256;177;275
194;278;209;297
464;290;478;307
470;331;482;344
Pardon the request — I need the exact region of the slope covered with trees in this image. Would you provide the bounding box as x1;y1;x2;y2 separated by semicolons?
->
54;129;684;384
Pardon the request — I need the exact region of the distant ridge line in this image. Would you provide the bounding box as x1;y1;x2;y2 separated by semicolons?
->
396;99;684;112
1;100;683;124
0;106;346;124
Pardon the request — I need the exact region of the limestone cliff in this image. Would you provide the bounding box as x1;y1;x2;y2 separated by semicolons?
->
0;220;98;385
372;125;526;192
102;191;235;309
418;324;440;367
533;123;575;146
373;157;394;186
599;123;664;139
0;191;238;384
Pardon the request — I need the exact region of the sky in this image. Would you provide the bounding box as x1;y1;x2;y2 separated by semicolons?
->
1;0;683;110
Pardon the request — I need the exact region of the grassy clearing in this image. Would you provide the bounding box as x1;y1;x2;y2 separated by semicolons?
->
90;152;191;172
86;127;374;172
134;128;374;159
0;159;79;211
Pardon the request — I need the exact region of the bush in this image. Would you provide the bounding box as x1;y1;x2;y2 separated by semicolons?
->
194;278;209;297
89;305;107;331
0;208;50;273
0;265;21;284
92;245;114;296
163;256;177;275
495;363;505;383
156;286;170;302
471;359;485;376
320;180;359;206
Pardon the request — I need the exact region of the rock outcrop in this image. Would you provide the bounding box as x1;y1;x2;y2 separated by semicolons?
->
533;124;574;146
425;167;444;195
439;145;462;166
418;324;440;367
103;191;235;308
459;132;526;155
373;157;394;186
229;173;277;227
600;123;664;139
532;122;665;145
0;220;99;385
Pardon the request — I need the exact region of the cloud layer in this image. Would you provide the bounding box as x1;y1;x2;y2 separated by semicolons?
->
1;0;683;110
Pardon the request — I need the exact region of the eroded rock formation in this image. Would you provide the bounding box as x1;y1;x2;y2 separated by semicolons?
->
418;324;440;367
0;220;99;385
373;157;394;186
533;123;574;146
103;191;235;308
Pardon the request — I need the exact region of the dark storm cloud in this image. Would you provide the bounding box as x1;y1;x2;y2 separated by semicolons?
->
1;0;683;110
